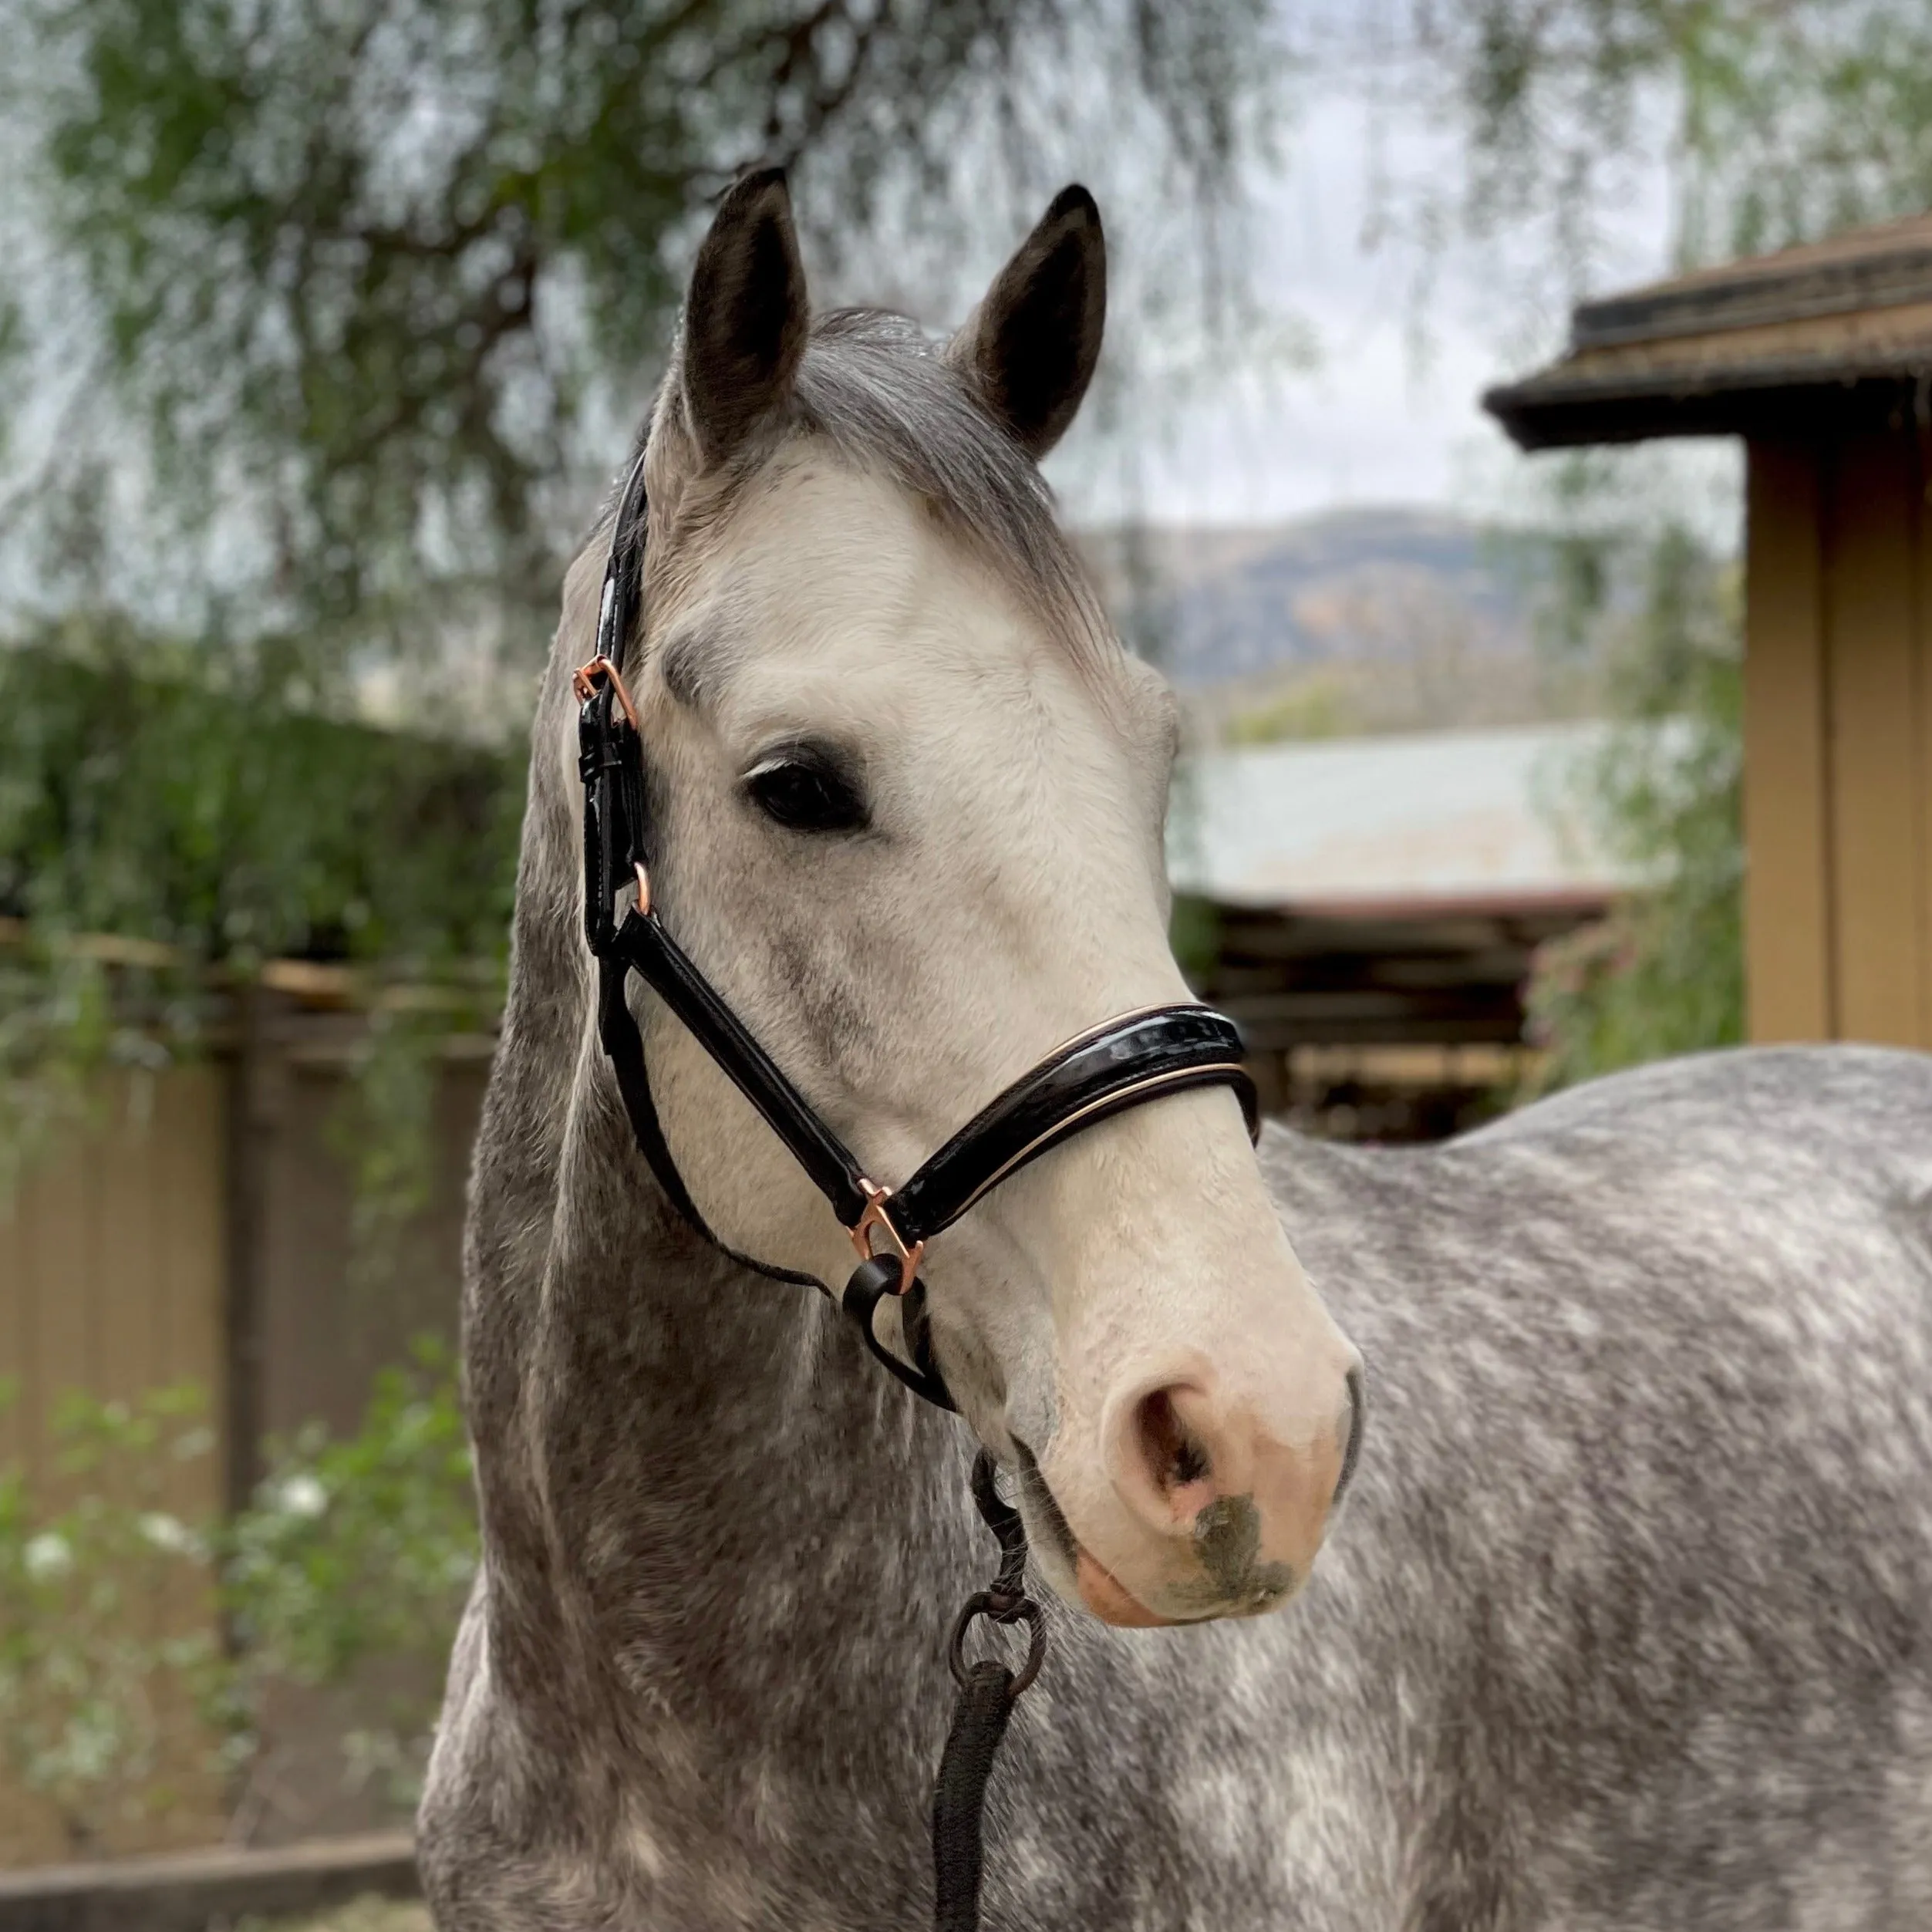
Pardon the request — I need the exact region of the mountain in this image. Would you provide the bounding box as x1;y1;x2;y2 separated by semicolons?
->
1075;507;1597;742
1077;507;1536;688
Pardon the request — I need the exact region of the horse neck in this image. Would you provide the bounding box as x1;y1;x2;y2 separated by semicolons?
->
462;715;973;1731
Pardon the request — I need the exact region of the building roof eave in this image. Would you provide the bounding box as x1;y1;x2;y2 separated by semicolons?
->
1483;217;1932;450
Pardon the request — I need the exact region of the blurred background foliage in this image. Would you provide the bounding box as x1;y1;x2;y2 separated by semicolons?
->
0;628;520;971
0;619;521;1194
0;1380;226;1855
0;1354;474;1856
4;0;1278;647
1521;494;1744;1091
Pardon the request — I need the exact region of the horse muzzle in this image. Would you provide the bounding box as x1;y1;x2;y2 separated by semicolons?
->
1042;1352;1365;1628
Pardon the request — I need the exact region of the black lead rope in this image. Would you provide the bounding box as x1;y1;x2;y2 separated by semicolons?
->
935;1454;1047;1932
575;446;1260;1930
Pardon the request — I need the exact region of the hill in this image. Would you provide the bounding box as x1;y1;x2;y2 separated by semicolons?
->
1077;507;1595;740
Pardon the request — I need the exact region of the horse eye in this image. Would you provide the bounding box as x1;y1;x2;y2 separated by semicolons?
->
743;747;868;834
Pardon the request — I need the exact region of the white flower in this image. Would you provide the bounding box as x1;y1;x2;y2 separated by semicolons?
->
275;1473;329;1519
22;1532;72;1581
137;1511;201;1557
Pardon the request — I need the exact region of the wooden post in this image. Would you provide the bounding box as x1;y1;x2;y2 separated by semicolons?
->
1916;417;1932;1048
1820;429;1928;1046
222;988;283;1517
1742;440;1833;1041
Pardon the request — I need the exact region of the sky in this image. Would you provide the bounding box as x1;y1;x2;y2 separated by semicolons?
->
1049;89;1699;531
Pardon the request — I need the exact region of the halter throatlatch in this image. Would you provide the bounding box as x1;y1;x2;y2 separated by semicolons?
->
574;443;1261;1925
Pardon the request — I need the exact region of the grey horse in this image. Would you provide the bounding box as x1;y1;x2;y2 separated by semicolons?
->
419;173;1932;1928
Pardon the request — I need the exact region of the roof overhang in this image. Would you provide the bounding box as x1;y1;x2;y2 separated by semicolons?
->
1485;214;1932;450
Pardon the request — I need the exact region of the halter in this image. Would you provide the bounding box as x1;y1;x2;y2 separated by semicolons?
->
575;448;1259;1413
573;443;1260;1928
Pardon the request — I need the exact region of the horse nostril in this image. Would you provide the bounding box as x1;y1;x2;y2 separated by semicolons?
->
1334;1366;1367;1507
1134;1386;1214;1501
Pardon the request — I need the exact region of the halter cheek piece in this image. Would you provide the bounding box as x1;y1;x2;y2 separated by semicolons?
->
576;450;1259;1414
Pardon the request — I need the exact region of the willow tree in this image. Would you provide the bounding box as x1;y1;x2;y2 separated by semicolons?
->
2;0;1281;658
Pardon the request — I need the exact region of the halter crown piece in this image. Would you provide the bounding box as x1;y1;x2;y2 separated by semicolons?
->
573;440;1259;1930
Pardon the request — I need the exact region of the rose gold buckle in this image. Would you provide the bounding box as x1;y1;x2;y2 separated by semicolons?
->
848;1179;924;1296
572;653;640;731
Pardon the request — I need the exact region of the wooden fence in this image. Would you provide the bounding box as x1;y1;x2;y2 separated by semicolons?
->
0;1073;228;1864
0;1011;485;1865
0;1072;227;1509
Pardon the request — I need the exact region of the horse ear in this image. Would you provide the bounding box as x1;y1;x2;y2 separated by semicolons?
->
946;185;1106;460
678;167;809;467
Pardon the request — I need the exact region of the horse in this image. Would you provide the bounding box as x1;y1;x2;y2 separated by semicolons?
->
417;170;1932;1929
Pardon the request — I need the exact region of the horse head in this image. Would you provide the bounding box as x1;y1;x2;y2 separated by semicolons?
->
565;170;1363;1629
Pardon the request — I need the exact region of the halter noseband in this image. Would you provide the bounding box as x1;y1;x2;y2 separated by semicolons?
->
576;450;1259;1411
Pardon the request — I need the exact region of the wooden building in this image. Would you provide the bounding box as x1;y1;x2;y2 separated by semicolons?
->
1487;214;1932;1050
1172;722;1623;1137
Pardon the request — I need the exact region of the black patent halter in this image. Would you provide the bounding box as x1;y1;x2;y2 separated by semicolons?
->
577;449;1259;1413
574;444;1259;1927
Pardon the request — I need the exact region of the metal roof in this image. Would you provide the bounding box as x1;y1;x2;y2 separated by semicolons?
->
1168;722;1630;915
1485;214;1932;449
